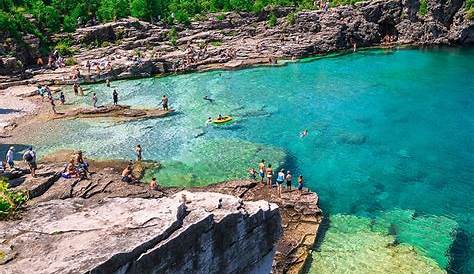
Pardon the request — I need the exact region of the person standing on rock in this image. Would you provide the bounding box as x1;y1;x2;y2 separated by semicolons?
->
6;146;15;170
161;95;169;111
86;60;91;75
285;170;293;190
276;169;285;197
258;159;266;185
297;175;304;192
23;147;37;178
92;93;98;108
113;90;118;105
135;144;142;161
266;164;273;188
106;78;111;88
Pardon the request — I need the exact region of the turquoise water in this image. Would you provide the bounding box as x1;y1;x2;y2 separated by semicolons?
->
27;48;473;273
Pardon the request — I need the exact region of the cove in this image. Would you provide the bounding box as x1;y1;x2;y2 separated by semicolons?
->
26;47;474;273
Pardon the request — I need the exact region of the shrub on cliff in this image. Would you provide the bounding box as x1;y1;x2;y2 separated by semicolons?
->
467;8;474;20
0;178;28;220
54;39;74;56
419;0;428;16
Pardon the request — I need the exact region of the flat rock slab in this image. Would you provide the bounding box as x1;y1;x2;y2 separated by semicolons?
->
0;191;281;274
53;105;172;122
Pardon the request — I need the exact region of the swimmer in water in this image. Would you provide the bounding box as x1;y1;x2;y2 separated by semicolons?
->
203;95;214;103
300;129;308;138
206;117;213;124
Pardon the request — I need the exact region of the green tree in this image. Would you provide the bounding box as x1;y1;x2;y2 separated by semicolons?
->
130;0;151;20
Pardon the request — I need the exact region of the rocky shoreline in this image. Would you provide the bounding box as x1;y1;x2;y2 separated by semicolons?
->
1;0;473;89
1;159;322;273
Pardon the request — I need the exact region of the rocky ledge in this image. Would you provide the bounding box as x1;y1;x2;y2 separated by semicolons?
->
52;104;173;121
1;161;321;273
1;0;473;88
0;192;281;274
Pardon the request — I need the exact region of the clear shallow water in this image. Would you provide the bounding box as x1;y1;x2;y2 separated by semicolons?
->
26;48;474;273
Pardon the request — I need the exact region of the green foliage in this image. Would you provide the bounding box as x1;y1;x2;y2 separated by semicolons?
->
65;57;78;65
286;11;296;25
210;40;222;46
466;0;474;10
0;178;28;219
167;27;178;46
419;0;428;16
130;0;151;20
267;12;277;27
54;39;74;56
467;7;474;20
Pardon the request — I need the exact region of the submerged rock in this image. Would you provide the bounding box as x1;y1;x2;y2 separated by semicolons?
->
337;133;368;145
310;214;446;274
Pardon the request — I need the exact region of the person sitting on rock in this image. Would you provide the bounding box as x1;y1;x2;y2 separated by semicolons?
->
62;159;78;179
149;177;159;190
74;151;90;177
121;164;136;184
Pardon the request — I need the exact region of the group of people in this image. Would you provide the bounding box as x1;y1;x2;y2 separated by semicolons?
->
36;50;65;70
36;84;66;114
1;146;37;177
120;144;159;190
249;159;305;197
61;151;90;179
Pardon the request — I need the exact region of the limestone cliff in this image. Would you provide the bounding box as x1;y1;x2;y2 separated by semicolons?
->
0;191;282;274
1;0;473;85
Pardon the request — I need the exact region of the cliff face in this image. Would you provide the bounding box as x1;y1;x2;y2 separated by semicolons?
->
1;0;473;82
0;191;282;274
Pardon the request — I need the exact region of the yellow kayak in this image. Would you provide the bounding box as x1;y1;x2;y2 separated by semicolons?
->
212;116;233;124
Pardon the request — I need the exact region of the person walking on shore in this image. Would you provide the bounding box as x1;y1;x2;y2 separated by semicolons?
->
258;159;266;184
135;144;142;161
49;97;57;114
23;147;37;177
113;90;118;105
161;95;169;111
6;146;14;169
92;93;98;108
